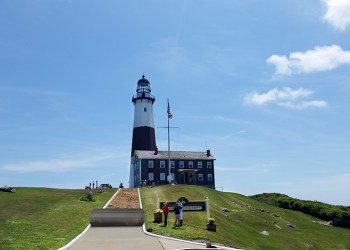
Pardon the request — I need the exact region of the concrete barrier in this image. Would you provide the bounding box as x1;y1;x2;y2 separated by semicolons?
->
90;208;144;227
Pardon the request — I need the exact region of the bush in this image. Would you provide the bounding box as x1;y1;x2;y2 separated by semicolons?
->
80;196;96;202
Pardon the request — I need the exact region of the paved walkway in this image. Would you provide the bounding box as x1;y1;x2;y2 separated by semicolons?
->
59;189;237;250
66;226;212;250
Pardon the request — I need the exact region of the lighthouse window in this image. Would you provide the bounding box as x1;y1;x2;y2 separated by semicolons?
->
144;107;147;112
148;160;154;168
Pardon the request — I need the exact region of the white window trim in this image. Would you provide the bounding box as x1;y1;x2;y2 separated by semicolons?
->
160;173;165;181
198;173;203;181
148;160;154;168
179;161;184;168
189;161;193;168
207;173;213;181
207;161;212;169
198;161;202;168
148;173;154;181
160;161;165;168
170;161;175;168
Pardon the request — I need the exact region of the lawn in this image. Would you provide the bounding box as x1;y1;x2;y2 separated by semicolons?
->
1;186;350;250
0;187;117;250
140;185;350;250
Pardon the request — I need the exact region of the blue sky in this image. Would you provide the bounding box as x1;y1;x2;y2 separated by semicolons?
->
1;0;350;205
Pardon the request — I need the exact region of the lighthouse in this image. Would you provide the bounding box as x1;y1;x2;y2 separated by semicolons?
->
129;75;157;187
131;75;156;151
129;75;216;189
130;75;157;156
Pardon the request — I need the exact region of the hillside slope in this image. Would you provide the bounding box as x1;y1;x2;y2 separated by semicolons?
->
0;187;117;250
140;185;350;250
250;192;350;222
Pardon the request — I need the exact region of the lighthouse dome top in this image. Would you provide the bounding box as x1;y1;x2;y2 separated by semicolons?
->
137;75;150;86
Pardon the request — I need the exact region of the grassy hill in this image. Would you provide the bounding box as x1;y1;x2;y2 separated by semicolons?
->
250;192;350;222
140;185;350;250
0;187;117;250
1;186;350;250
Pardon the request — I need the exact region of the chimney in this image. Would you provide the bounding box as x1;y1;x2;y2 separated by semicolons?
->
206;149;211;156
154;146;158;155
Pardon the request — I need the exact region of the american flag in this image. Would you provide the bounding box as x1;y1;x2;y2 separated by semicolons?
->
167;100;173;119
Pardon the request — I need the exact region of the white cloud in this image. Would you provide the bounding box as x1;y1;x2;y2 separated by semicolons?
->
278;100;328;110
244;87;327;110
322;0;350;31
2;153;117;173
267;45;350;75
244;87;312;105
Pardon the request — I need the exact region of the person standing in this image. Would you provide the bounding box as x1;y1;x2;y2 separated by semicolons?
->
162;202;169;227
173;200;181;229
179;200;183;226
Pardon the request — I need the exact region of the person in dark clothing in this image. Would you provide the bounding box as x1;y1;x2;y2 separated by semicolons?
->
162;202;169;226
173;200;181;228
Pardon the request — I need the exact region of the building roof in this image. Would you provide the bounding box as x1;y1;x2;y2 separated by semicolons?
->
133;150;216;160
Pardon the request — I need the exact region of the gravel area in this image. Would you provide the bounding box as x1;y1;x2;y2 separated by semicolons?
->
107;188;140;209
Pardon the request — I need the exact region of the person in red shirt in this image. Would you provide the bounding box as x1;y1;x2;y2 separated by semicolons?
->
162;202;169;227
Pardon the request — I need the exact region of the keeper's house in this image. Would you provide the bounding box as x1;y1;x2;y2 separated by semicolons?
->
130;150;216;188
129;75;216;189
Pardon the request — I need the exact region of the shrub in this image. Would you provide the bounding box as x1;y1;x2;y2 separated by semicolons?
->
79;196;96;202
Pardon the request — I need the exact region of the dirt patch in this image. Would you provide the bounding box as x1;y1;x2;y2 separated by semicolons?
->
107;188;140;209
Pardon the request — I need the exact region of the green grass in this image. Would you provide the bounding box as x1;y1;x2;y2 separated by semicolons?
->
140;185;350;250
0;187;117;250
2;186;350;250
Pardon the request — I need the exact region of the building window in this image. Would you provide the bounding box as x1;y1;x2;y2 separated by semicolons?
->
160;173;165;181
189;161;193;168
148;173;154;181
179;161;184;168
171;173;175;180
207;161;212;169
160;161;165;168
198;173;203;181
170;161;175;168
207;174;213;181
144;107;147;112
148;160;154;168
198;161;202;168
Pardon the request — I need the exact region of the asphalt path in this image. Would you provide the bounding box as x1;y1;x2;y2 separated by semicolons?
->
66;226;210;250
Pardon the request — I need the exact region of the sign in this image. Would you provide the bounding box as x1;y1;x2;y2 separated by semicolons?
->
159;197;206;212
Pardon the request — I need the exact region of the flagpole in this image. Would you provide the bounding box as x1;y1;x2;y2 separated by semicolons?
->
167;98;171;183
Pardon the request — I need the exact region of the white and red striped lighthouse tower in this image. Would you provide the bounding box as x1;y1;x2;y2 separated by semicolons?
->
130;75;157;156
